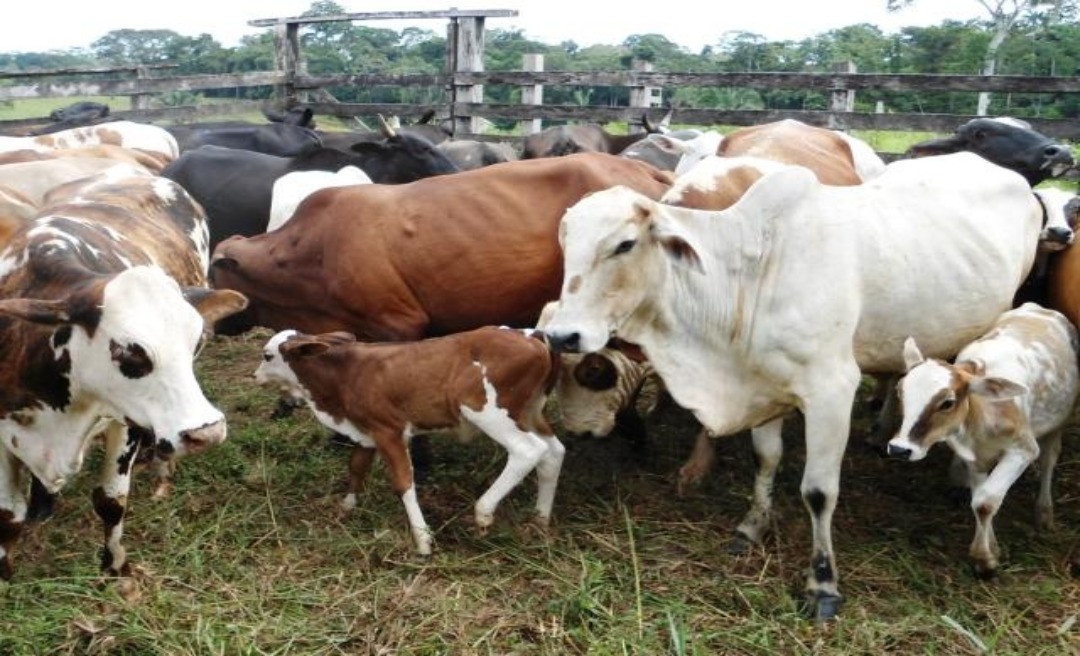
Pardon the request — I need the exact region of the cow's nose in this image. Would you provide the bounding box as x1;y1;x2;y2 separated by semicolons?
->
887;443;913;460
180;418;228;453
1045;145;1076;164
1046;225;1074;245
548;331;582;353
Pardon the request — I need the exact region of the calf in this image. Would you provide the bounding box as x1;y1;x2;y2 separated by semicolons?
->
887;303;1078;578
254;326;566;556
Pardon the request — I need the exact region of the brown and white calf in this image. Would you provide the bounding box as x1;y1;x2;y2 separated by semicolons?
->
0;167;247;579
254;326;566;555
888;302;1078;577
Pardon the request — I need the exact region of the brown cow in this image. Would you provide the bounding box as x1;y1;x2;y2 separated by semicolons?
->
254;326;564;555
210;152;673;340
662;119;886;184
0;167;246;579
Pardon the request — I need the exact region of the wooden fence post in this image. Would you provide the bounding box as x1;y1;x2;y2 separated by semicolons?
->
629;59;661;133
132;66;152;111
829;60;856;129
274;21;301;108
451;16;485;135
521;54;544;135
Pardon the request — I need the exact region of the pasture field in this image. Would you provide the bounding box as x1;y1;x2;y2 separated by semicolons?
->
0;328;1078;655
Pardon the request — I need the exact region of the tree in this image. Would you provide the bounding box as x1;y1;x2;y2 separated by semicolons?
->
888;0;1078;114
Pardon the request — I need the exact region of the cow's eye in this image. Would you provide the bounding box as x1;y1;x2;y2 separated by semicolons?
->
938;397;956;412
110;340;154;379
612;239;636;256
263;352;274;362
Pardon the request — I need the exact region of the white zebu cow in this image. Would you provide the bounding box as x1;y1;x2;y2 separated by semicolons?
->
888;303;1078;578
0;120;179;161
542;151;1043;619
266;165;372;232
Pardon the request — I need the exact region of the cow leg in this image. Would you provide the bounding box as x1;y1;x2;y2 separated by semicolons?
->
341;445;377;512
463;408;554;533
732;418;784;551
152;457;176;499
1034;430;1062;531
530;434;566;529
378;435;431;556
677;427;716;495
799;374;858;621
0;449;29;580
93;421;141;576
866;374;899;452
969;442;1038;579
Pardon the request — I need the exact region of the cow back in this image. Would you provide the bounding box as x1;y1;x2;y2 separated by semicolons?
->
211;152;673;339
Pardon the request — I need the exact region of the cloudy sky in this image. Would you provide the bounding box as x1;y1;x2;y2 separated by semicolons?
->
7;1;989;54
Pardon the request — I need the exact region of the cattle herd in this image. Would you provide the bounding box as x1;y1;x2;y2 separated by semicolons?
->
0;105;1077;622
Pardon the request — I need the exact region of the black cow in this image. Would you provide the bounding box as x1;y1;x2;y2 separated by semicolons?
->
166;116;323;156
162;132;460;251
318;111;453;151
907;117;1075;186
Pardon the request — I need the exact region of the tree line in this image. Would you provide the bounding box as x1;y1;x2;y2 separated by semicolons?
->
2;0;1079;120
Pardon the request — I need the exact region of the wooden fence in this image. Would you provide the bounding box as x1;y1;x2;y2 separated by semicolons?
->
2;7;1079;144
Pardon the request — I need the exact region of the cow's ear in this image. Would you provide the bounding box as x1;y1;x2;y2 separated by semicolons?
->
902;337;924;371
281;338;330;360
182;287;249;324
969;375;1027;402
657;233;703;274
0;298;72;325
650;212;704;274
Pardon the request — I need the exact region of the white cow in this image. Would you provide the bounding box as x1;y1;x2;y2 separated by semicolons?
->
266;165;372;232
888;303;1078;578
542;151;1042;619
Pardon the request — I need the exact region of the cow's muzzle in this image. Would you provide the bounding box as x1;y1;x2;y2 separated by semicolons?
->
547;331;582;353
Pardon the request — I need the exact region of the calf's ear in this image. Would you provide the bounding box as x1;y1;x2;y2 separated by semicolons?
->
902;337;924;372
969;376;1027;402
281;338;331;360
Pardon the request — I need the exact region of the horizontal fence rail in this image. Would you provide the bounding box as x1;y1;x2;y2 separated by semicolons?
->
3;64;1080;141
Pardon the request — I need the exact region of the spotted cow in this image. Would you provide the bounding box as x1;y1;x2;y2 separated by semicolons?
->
0;167;247;579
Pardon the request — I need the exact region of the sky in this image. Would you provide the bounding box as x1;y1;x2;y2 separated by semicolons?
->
6;1;991;54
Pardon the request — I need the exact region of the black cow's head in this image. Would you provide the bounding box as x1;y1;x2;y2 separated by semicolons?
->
907;117;1075;186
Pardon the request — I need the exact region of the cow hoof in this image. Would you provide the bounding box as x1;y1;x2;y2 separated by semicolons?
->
802;592;844;622
971;563;999;581
728;532;754;555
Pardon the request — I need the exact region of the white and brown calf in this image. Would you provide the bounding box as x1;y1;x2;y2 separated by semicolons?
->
255;326;566;556
888;302;1078;578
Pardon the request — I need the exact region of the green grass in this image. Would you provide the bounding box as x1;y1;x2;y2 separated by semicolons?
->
1;329;1078;654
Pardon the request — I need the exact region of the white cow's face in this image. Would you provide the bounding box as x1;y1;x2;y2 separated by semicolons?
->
546;187;664;355
65;266;226;458
254;330;303;393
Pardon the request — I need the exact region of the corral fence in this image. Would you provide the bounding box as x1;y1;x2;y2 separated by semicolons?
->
2;7;1080;156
